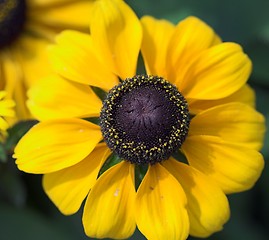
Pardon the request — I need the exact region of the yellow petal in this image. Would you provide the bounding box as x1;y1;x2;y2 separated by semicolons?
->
90;0;142;79
0;117;8;131
43;143;111;215
25;21;56;41
83;161;136;239
3;35;53;121
27;0;75;7
189;103;266;150
28;1;94;30
182;135;264;194
0;91;6;100
0;99;15;117
182;43;252;100
14;119;102;173
49;30;118;91
1;49;30;120
163;158;230;237
166;16;221;86
141;16;175;77
136;163;189;240
188;84;256;114
27;74;102;121
12;35;51;89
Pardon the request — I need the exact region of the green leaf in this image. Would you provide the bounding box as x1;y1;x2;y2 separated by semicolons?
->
135;164;148;190
98;153;121;176
91;86;107;101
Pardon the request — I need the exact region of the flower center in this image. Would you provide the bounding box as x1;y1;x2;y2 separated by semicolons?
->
100;75;190;165
0;0;26;49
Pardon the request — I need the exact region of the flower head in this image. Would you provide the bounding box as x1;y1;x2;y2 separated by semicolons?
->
0;0;95;122
14;0;265;239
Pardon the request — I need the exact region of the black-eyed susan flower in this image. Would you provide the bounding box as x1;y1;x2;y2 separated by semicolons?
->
0;91;15;140
0;0;94;121
14;0;265;239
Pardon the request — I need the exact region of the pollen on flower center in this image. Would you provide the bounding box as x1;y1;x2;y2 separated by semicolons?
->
100;75;190;165
0;0;26;48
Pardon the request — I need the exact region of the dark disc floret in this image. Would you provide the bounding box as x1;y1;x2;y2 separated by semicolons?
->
100;75;190;165
0;0;27;48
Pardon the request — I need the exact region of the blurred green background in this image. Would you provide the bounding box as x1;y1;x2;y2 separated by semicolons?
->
1;0;268;239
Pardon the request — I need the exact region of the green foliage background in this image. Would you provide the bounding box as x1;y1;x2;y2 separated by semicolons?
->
1;0;269;239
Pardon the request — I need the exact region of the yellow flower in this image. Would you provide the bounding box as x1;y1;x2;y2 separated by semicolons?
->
0;0;95;121
14;0;265;239
0;91;15;140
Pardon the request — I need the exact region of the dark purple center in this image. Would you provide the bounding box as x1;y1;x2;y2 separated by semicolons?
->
115;86;179;147
100;75;190;165
0;0;27;48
